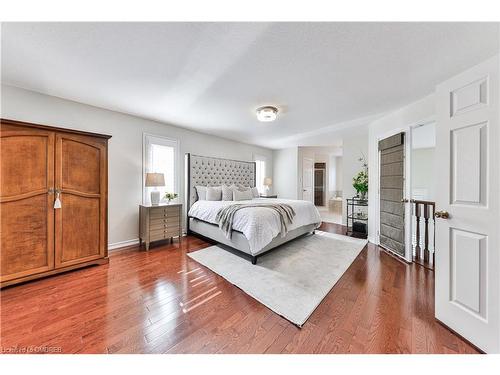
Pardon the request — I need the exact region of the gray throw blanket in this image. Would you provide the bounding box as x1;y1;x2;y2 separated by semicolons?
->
215;203;296;239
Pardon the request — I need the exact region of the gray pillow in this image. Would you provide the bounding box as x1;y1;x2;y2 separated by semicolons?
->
196;185;207;200
251;187;259;198
222;185;235;201
206;186;222;201
233;189;253;201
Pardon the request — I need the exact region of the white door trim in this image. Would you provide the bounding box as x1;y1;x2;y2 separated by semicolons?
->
301;157;314;204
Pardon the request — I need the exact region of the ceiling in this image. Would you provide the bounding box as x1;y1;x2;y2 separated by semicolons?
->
1;22;498;149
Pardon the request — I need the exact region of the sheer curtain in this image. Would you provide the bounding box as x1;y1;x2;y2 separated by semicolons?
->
143;134;179;204
254;155;267;193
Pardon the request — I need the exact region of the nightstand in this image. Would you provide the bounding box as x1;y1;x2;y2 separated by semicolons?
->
139;203;182;250
259;194;278;198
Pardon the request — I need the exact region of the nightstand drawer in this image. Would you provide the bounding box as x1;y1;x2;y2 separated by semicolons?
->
150;216;180;228
164;228;181;237
150;206;181;218
149;222;180;232
150;228;181;241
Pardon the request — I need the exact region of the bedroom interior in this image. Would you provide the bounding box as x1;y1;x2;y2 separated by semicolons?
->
1;4;500;371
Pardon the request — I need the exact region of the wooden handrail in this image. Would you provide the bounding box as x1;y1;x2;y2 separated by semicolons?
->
412;199;435;206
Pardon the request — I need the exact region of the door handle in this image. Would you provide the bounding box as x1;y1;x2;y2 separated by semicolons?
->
54;189;62;209
435;210;450;219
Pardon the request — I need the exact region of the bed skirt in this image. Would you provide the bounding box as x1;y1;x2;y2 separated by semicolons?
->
188;218;318;258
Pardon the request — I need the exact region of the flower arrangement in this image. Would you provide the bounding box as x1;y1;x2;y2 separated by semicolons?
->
353;154;368;199
164;192;178;203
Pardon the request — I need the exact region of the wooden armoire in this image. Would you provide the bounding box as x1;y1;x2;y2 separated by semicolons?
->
1;119;111;287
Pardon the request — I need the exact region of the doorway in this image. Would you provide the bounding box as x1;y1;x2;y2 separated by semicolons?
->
410;122;436;269
314;162;326;206
377;123;437;267
299;146;343;224
302;157;314;203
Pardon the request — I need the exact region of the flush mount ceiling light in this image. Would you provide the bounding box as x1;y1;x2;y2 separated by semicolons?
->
256;106;278;122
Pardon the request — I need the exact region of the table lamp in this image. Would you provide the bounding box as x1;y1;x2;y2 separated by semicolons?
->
145;173;165;205
263;177;273;194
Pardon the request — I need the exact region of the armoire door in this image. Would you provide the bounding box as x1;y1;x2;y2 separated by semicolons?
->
54;132;107;268
0;124;55;282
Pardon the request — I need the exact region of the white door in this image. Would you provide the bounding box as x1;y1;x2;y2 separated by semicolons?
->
435;55;499;353
302;157;314;203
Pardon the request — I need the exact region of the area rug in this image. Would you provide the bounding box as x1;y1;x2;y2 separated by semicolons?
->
187;231;368;326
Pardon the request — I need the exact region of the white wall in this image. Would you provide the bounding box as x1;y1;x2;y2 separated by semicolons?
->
367;94;435;243
272;147;298;199
341;130;369;225
1;85;273;248
336;157;343;192
411;147;436;201
329;155;343;196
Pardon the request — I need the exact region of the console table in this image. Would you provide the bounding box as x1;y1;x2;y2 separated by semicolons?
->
346;198;368;239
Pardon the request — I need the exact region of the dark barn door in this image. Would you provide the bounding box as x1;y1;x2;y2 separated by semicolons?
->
379;133;405;257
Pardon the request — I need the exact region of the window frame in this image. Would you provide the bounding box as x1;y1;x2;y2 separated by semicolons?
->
142;133;180;205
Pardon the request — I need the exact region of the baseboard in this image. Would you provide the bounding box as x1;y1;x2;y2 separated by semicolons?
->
108;238;140;251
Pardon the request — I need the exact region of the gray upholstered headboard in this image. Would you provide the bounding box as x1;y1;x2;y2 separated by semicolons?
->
185;153;256;210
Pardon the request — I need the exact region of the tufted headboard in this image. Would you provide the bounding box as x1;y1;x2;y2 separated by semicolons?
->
185;153;256;210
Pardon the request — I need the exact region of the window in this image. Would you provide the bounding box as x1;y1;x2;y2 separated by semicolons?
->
254;155;267;193
143;134;179;204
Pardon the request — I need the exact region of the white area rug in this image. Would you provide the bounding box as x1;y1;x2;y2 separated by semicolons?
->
187;231;368;326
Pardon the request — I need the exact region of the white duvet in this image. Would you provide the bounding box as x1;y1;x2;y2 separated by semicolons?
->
188;198;322;254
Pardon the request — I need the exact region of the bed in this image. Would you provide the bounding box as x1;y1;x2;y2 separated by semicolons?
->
185;154;321;264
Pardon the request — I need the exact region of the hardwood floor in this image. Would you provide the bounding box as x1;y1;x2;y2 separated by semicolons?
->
0;223;479;354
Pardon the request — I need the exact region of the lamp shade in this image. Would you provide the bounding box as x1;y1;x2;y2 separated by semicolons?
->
263;177;273;186
145;173;165;187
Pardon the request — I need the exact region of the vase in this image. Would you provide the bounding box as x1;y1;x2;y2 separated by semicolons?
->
359;191;367;200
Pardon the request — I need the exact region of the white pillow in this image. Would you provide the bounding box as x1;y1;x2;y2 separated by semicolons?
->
195;186;207;200
251;187;259;198
233;189;253;201
206;186;222;201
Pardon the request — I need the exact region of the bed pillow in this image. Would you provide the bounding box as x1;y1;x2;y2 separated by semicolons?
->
195;185;207;200
233;188;253;201
206;186;222;201
222;185;236;201
251;187;259;198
